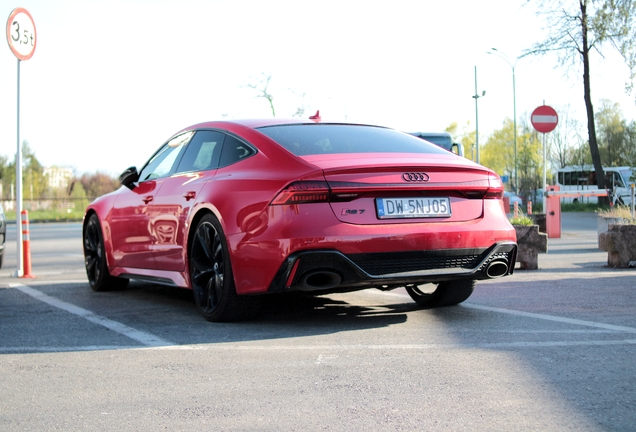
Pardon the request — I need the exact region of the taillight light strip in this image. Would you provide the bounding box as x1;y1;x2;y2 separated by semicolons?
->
270;181;331;205
271;176;504;206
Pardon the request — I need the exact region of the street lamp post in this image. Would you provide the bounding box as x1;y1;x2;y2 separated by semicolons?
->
488;48;518;194
472;66;486;164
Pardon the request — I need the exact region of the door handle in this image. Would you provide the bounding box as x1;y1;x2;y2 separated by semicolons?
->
143;196;154;204
183;191;196;201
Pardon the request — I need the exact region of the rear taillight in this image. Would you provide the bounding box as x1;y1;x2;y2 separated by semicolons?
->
271;181;330;205
484;173;504;199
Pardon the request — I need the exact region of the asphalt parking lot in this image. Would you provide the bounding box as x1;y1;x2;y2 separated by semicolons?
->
0;213;635;431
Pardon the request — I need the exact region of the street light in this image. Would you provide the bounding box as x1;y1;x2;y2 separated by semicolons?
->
472;66;486;164
487;48;518;193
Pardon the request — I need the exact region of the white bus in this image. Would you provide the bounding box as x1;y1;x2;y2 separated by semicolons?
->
555;165;634;205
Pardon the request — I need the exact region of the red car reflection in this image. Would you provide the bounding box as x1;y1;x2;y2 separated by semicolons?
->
83;118;517;321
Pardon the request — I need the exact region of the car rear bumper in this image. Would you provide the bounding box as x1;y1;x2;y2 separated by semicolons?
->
267;241;517;293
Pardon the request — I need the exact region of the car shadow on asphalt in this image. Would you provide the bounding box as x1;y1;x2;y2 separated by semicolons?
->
105;281;414;343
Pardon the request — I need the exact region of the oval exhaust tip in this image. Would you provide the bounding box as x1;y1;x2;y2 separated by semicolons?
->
486;261;509;278
301;271;342;290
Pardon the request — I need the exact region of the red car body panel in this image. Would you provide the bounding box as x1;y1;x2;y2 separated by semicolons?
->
85;119;517;298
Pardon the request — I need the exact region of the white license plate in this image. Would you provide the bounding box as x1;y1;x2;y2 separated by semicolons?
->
376;197;451;219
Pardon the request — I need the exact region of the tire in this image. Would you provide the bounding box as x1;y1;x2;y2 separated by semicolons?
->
406;279;475;308
83;214;129;291
189;214;262;322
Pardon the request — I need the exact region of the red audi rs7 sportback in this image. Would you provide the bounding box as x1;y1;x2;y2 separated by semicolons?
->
83;115;517;322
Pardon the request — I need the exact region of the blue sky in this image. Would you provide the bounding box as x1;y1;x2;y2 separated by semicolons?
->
1;0;635;175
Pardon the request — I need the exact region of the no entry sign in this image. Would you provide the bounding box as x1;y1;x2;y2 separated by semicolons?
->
531;105;558;133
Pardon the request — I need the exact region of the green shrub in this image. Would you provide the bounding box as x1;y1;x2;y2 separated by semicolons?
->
509;215;534;226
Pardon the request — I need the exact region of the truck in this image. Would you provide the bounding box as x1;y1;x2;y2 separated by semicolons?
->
408;132;464;157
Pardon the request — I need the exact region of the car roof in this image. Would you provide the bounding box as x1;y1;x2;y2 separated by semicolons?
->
183;118;388;131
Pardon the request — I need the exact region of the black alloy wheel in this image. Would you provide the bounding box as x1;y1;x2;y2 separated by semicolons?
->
83;213;128;291
405;279;475;308
189;214;262;322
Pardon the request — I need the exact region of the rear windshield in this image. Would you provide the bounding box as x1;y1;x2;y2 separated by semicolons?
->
256;124;450;156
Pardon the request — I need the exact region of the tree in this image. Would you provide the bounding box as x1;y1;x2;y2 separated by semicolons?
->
0;155;9;199
525;0;636;199
22;142;48;199
245;72;276;117
244;72;309;118
481;119;517;182
481;118;543;199
445;121;477;161
1;141;48;199
595;99;629;166
518;126;545;198
547;104;586;170
624;120;636;168
78;172;120;198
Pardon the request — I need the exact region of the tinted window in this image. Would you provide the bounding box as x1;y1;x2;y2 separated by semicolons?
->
138;132;193;182
176;130;225;173
612;171;625;188
257;124;449;156
219;135;256;167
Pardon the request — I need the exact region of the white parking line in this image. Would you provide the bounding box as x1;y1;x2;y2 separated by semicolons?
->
366;289;636;334
6;284;636;353
462;303;636;334
11;283;175;347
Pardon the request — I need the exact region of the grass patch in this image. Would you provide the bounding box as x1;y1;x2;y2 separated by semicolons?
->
597;206;636;224
561;202;611;212
4;209;85;222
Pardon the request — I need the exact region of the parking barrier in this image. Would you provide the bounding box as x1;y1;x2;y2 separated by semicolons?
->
21;210;35;279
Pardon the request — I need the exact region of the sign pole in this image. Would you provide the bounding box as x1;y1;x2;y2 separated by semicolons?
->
531;104;558;214
543;130;547;212
6;7;37;277
15;58;23;277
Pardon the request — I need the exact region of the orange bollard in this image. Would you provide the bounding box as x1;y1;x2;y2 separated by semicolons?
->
513;200;519;218
21;210;36;279
527;200;533;215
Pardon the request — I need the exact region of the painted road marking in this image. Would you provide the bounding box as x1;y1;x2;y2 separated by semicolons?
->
463;303;636;334
4;284;636;353
11;283;175;347
365;289;636;333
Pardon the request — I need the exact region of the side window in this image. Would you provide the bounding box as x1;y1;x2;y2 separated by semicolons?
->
176;130;225;173
613;172;625;188
219;135;256;168
138;132;193;182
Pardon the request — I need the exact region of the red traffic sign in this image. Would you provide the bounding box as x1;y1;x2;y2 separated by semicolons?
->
6;7;37;61
531;105;558;133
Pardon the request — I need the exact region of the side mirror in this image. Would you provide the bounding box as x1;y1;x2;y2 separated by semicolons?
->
119;166;139;189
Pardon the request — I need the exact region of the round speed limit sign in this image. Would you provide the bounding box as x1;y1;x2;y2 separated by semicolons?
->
6;7;37;61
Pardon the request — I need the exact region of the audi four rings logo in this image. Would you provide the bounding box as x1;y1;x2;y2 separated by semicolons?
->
402;172;430;182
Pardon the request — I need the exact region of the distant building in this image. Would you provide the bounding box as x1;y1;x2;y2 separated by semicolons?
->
44;166;74;190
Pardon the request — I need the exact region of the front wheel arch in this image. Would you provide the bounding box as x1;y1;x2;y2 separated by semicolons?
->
82;212;128;291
